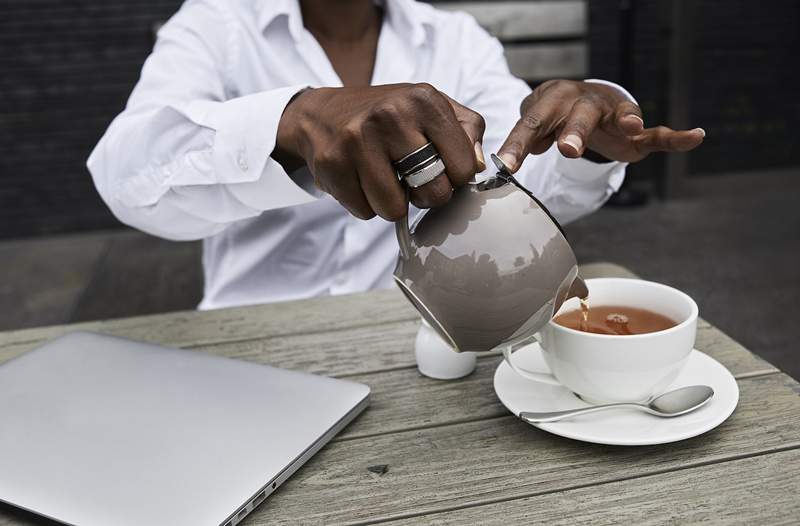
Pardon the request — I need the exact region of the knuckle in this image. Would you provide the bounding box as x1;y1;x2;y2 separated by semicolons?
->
654;126;671;140
340;121;364;145
566;118;590;135
620;101;641;114
381;199;407;222
519;113;545;132
470;111;487;134
542;79;578;95
535;79;559;95
313;148;340;171
577;93;602;108
505;139;525;156
560;80;583;95
447;162;474;186
408;82;440;106
427;178;454;206
370;101;403;125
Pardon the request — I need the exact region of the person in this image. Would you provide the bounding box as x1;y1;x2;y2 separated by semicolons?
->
87;0;703;310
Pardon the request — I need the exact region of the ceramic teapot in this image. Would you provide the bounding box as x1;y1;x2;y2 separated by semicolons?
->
393;155;588;353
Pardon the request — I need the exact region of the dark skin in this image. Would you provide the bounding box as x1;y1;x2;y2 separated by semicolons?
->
274;0;704;221
300;0;381;87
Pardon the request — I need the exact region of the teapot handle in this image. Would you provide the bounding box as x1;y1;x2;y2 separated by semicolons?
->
395;188;413;260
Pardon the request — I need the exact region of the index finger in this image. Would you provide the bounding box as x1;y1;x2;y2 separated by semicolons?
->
633;126;705;154
496;102;560;173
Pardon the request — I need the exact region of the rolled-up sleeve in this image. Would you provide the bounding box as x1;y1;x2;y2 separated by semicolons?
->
452;13;630;225
86;0;316;241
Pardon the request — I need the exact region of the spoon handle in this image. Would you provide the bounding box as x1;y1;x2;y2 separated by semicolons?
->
519;403;647;423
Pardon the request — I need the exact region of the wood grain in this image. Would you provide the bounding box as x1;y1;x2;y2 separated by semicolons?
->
334;340;776;440
0;264;775;383
0;262;793;525
0;263;629;353
0;288;418;358
387;447;800;525
241;374;800;525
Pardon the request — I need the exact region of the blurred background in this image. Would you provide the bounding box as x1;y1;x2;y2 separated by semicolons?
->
1;1;798;376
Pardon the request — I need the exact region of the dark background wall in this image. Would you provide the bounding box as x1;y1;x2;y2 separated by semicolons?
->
589;0;800;178
1;0;799;239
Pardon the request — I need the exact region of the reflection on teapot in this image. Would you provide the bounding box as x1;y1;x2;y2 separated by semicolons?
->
394;168;588;353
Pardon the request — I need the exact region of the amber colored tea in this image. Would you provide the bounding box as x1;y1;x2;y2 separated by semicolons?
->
554;305;678;335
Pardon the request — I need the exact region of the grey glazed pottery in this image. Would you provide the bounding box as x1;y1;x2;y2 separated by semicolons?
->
394;159;588;353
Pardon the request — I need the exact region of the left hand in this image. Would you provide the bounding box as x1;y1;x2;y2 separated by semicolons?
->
496;80;705;172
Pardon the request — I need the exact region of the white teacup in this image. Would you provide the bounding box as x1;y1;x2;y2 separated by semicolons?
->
503;278;698;404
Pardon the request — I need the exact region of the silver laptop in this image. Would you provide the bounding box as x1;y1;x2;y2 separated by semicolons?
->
0;332;369;526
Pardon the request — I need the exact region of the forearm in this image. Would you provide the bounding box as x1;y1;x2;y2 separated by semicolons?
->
88;86;317;240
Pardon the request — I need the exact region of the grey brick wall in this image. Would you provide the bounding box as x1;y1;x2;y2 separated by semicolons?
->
1;0;797;238
0;0;184;238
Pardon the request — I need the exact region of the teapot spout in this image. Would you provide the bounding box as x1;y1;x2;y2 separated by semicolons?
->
567;276;589;300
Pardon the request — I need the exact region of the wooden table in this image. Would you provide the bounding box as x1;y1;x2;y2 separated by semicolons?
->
1;263;798;525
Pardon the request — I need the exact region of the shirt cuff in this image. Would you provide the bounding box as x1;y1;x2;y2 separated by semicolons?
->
205;84;319;210
584;78;638;105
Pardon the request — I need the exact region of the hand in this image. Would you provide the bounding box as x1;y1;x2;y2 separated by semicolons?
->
496;80;705;172
274;84;486;220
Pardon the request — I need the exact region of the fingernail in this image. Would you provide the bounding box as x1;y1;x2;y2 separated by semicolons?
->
499;153;517;172
562;134;583;155
693;127;706;137
474;142;486;171
627;114;644;126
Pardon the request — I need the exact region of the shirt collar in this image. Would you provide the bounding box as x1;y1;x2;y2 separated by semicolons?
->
257;0;432;47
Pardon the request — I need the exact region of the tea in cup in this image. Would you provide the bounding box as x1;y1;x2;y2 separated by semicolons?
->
503;278;699;403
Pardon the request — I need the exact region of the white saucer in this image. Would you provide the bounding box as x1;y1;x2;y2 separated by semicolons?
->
494;344;739;446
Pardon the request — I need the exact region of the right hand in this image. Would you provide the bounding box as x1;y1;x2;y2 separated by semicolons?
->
274;83;486;220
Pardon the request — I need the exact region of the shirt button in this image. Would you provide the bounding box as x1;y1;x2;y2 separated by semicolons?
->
237;151;248;172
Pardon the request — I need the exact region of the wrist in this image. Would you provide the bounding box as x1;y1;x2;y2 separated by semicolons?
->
274;88;315;170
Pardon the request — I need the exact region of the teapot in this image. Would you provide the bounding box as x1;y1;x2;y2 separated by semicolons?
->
393;155;588;353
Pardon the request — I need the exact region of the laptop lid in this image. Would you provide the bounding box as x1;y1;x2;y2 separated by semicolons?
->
0;332;369;526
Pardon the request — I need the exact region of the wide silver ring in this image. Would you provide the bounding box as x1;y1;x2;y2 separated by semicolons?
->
403;157;446;188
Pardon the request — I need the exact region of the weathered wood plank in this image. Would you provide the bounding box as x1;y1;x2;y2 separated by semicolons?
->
504;42;587;81
0;288;418;352
0;263;776;381
0;312;775;384
0;263;630;354
0;262;792;525
237;373;800;525
335;334;778;439
338;358;504;439
436;1;586;41
387;447;800;525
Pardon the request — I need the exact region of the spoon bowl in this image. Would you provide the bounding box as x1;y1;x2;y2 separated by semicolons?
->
519;385;714;424
648;385;714;416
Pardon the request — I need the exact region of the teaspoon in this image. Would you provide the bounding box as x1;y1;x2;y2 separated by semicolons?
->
519;385;714;424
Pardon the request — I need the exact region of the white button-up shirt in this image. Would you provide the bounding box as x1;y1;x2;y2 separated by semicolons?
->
87;0;629;310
